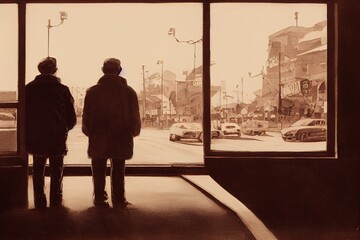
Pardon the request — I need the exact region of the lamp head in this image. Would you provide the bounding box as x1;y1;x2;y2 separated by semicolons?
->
168;28;175;36
59;11;68;22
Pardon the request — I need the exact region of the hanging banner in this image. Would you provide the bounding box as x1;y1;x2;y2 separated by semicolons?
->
282;81;301;97
300;79;311;96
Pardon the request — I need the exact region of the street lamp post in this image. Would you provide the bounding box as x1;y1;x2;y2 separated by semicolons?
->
278;52;282;129
157;60;164;128
168;28;202;83
47;11;68;57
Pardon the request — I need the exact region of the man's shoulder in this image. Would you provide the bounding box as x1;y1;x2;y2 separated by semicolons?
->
86;84;100;93
26;75;67;88
126;86;138;98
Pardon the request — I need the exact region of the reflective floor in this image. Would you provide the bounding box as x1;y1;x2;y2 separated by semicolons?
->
0;176;254;240
0;175;358;240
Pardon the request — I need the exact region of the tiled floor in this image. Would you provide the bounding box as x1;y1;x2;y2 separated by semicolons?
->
0;176;255;240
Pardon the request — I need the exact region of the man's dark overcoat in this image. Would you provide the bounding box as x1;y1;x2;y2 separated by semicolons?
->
26;74;77;155
82;75;141;160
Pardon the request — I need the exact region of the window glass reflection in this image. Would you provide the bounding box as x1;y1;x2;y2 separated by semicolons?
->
210;3;327;152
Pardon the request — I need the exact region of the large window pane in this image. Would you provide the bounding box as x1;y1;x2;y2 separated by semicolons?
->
210;3;327;152
0;4;18;102
0;4;18;154
26;3;203;164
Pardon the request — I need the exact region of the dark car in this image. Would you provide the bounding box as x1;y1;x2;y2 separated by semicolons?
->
281;118;327;142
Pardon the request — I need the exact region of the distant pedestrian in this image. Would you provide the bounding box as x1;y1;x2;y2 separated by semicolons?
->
26;57;77;208
82;58;141;208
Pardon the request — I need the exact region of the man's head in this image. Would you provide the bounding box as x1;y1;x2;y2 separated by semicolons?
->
38;57;58;75
102;58;122;75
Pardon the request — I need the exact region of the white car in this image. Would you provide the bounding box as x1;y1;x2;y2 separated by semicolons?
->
221;123;241;137
240;120;268;136
169;122;202;142
169;122;221;142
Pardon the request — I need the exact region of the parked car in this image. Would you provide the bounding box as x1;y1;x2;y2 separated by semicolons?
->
169;122;221;142
221;122;241;137
281;118;327;142
0;112;16;128
240;120;269;136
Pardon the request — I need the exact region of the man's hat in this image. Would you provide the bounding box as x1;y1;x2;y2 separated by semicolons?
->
38;57;57;74
102;58;122;74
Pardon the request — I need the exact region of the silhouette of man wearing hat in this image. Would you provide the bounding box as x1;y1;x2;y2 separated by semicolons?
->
26;57;77;208
82;58;141;208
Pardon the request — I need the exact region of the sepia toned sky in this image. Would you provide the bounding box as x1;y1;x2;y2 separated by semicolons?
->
1;3;326;103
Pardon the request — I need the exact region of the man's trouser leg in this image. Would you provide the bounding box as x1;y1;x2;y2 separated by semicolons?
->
91;158;108;205
32;155;47;208
111;159;126;206
49;155;64;207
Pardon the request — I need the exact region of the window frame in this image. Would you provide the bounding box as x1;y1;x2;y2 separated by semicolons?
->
0;0;337;171
0;2;25;166
203;0;337;159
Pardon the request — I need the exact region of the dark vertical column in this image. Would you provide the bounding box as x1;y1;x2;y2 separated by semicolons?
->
202;0;210;154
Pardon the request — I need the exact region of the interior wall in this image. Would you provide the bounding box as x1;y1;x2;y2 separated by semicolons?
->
0;166;28;211
206;0;360;228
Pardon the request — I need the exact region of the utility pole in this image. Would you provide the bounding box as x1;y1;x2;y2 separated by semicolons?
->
278;52;282;128
142;65;146;124
157;60;164;126
193;44;197;83
241;77;244;103
219;90;222;112
295;12;299;27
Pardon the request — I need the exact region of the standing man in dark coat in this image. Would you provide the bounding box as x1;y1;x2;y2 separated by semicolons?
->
26;57;77;208
82;58;141;208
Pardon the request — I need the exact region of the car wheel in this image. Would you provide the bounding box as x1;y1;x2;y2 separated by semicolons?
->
298;132;308;141
198;132;203;143
169;134;175;142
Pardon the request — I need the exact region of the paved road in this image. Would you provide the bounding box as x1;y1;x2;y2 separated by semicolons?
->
65;124;203;165
211;131;326;152
64;124;326;165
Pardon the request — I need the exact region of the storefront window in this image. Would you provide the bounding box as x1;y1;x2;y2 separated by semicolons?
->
26;3;203;164
210;3;328;152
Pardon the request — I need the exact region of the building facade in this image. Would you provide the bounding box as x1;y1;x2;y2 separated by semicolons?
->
263;21;327;127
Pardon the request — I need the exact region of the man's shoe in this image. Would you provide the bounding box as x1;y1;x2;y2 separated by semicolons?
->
94;200;110;207
50;194;63;207
113;201;135;209
34;194;47;209
93;191;109;207
50;199;63;208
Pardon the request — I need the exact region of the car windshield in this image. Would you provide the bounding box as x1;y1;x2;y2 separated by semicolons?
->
290;119;324;127
179;122;202;130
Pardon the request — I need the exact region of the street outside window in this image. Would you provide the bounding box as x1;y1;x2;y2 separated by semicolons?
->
210;3;328;152
0;4;18;153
